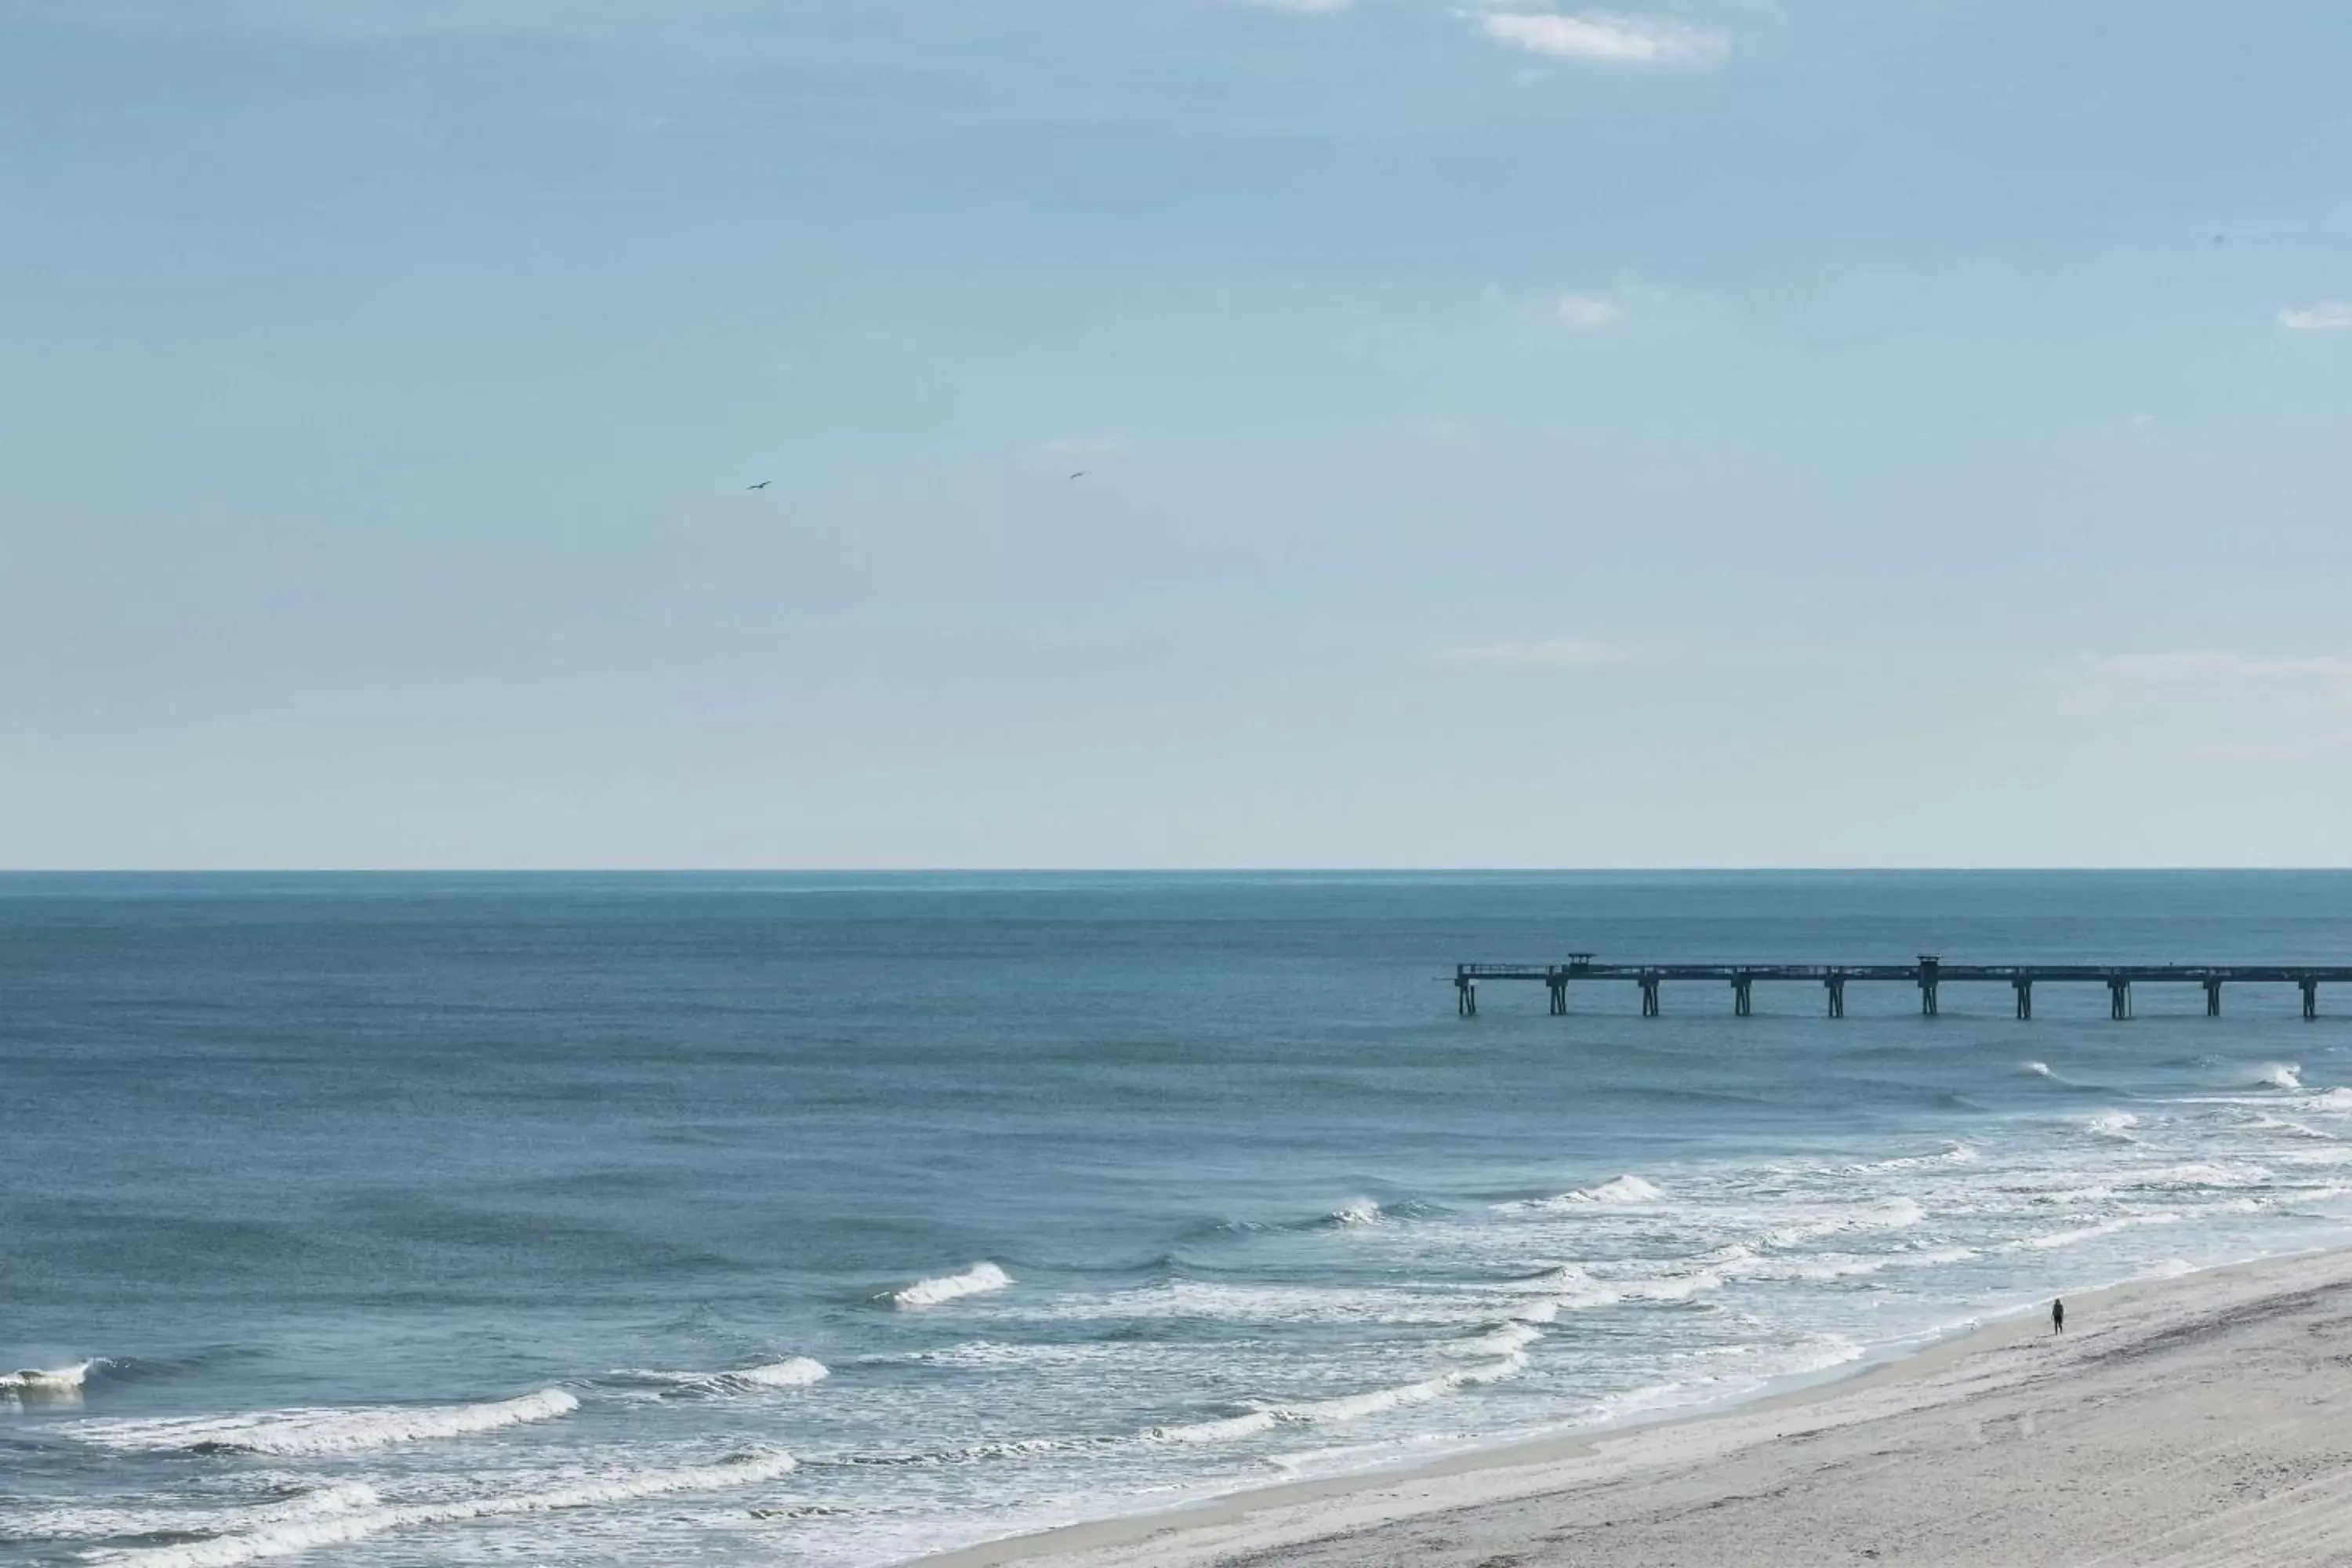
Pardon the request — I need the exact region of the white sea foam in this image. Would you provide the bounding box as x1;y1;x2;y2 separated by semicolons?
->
2310;1087;2352;1112
612;1358;829;1394
7;1483;386;1545
1142;1355;1526;1446
1843;1142;1977;1174
2021;1060;2055;1078
1328;1200;1382;1226
1142;1410;1281;1444
2247;1112;2335;1140
891;1262;1011;1308
86;1450;797;1568
731;1358;830;1388
2016;1211;2184;1250
2256;1062;2303;1090
1511;1261;1625;1310
2;1359;95;1393
1498;1173;1664;1213
1762;1197;1924;1248
2129;1161;2271;1190
1444;1321;1543;1357
1726;1247;1975;1284
1280;1353;1526;1425
1029;1279;1487;1327
1578;1174;1664;1204
71;1388;579;1457
2081;1112;2140;1141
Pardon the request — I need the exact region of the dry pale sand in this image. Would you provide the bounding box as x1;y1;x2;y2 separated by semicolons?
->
929;1247;2352;1568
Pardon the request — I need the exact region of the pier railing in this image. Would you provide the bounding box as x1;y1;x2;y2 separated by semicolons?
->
1451;956;2352;1020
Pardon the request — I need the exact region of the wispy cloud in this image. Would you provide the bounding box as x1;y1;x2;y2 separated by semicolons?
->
2279;302;2352;332
1480;12;1728;64
1555;293;1626;331
2093;651;2352;688
60;0;766;36
2068;652;2352;762
2072;651;2352;724
1438;637;1640;666
1040;434;1134;458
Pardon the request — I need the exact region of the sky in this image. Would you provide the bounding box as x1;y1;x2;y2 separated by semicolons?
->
4;0;2352;869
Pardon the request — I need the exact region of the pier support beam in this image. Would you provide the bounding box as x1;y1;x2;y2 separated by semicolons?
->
1457;976;1477;1017
1548;975;1568;1015
2304;979;2321;1020
2109;978;2132;1020
2014;979;2033;1020
2206;978;2224;1017
1733;975;1753;1017
1639;974;1661;1018
1825;976;1846;1018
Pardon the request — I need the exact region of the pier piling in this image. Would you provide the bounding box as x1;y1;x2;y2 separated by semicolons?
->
1450;956;2352;1020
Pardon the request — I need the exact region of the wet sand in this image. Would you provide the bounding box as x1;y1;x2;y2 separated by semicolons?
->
931;1247;2352;1567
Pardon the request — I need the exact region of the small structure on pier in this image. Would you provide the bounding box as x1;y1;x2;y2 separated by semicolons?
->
1453;956;2352;1020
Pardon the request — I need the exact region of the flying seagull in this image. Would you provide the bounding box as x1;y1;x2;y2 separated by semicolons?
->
747;480;772;490
1069;471;1086;480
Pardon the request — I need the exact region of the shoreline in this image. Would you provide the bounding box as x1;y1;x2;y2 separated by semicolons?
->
924;1244;2352;1566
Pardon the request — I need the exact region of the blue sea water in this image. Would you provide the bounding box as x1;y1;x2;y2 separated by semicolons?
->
7;871;2352;1566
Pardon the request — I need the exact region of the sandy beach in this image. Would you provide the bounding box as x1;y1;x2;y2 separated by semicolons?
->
935;1247;2352;1567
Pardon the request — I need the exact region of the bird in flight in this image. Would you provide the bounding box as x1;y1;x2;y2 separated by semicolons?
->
1069;471;1086;481
747;480;772;490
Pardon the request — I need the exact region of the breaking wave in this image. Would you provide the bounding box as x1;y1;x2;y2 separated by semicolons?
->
71;1388;579;1457
1142;1353;1526;1445
1444;1320;1544;1357
1842;1142;1977;1174
2255;1063;2303;1091
2;1359;97;1394
9;1483;386;1547
891;1262;1012;1309
609;1358;829;1395
86;1450;797;1568
1497;1174;1664;1213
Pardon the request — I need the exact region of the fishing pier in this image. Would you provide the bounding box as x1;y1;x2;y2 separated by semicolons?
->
1453;955;2352;1020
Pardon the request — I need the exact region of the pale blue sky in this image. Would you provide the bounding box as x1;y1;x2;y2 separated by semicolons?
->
5;0;2351;868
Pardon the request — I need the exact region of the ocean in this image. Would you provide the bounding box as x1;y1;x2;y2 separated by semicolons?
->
6;871;2352;1566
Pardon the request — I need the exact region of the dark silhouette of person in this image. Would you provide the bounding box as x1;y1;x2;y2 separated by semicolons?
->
2053;1298;2065;1334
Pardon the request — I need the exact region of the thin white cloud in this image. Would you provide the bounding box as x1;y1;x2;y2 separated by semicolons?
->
2071;652;2352;731
1480;11;1728;64
2095;652;2352;688
1040;434;1134;458
2279;302;2352;332
1556;293;1626;331
1439;637;1639;667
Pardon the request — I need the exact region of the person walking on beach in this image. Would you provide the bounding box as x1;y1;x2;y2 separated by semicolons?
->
2053;1298;2064;1335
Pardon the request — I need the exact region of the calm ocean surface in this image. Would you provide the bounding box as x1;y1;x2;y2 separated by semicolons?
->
8;872;2352;1565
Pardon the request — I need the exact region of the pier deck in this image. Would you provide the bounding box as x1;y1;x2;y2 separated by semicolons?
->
1452;955;2352;1019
